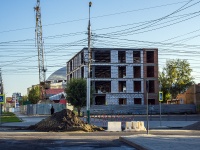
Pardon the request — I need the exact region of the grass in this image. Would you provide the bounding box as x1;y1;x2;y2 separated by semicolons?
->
0;112;22;123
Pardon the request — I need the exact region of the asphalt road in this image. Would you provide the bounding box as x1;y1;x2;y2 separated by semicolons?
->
0;131;136;150
1;113;200;150
1;129;200;150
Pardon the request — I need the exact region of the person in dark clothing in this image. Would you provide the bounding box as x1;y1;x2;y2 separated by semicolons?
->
51;106;54;115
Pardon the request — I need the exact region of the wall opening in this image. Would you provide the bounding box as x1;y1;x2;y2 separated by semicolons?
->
149;99;155;105
147;51;154;63
118;51;126;63
134;81;141;92
119;81;126;92
133;51;140;63
147;66;154;77
70;61;72;71
149;80;155;93
94;50;110;63
95;81;111;93
81;67;84;78
95;66;111;78
134;66;141;78
81;52;84;64
95;96;106;105
118;66;126;78
119;98;127;105
134;98;141;104
70;73;72;79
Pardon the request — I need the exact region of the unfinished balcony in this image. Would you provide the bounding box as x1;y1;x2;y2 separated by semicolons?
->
94;50;110;63
134;66;141;78
133;51;141;63
119;81;126;93
118;51;126;63
118;66;126;78
95;66;111;78
95;81;111;94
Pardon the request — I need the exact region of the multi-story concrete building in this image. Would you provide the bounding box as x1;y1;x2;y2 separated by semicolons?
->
67;48;159;106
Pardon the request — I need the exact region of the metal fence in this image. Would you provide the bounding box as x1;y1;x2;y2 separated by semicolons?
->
20;103;66;115
82;104;197;115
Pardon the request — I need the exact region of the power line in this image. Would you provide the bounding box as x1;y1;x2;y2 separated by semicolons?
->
0;0;190;34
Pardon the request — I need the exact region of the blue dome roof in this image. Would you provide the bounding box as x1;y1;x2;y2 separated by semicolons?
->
47;67;66;81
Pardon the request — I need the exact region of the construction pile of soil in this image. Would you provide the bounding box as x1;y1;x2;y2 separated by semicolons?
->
27;109;104;132
182;121;200;130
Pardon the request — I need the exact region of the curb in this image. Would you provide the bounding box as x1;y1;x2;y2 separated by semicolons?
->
0;125;28;129
119;136;151;150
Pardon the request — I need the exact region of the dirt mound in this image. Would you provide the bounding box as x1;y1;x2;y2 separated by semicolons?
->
27;109;104;132
182;121;200;130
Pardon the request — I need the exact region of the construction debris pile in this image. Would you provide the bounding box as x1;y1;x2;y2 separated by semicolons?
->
28;109;104;132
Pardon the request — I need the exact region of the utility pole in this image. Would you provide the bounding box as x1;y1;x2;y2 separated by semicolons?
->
0;68;3;95
0;68;3;125
34;0;47;101
87;1;92;124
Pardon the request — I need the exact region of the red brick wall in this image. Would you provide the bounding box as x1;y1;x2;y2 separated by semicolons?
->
143;49;159;104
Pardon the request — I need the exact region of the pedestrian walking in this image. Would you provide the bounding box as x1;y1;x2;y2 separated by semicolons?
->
51;106;54;115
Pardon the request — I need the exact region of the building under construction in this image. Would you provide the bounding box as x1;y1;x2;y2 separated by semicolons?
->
66;48;159;106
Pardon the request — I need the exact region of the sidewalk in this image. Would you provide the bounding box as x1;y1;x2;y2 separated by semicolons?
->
0;111;49;128
120;121;200;150
120;132;200;150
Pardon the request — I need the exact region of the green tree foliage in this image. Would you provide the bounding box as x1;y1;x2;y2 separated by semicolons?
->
28;86;40;104
65;78;87;116
19;95;28;105
159;59;194;102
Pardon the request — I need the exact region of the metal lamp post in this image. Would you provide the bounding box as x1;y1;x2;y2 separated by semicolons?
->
146;80;149;134
159;83;162;127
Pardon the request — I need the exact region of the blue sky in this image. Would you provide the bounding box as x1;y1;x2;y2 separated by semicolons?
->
0;0;200;96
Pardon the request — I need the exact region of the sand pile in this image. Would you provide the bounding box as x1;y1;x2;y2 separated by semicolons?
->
28;109;104;132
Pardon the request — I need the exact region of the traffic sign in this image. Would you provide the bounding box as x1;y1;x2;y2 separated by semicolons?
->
0;94;5;103
159;92;163;102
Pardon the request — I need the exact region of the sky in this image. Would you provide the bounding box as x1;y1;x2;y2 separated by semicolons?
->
1;0;200;97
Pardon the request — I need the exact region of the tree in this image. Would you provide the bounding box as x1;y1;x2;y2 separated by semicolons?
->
159;59;194;102
65;78;87;116
28;86;40;104
19;95;28;105
158;71;170;102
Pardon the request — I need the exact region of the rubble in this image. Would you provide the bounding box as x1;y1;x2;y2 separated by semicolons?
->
27;109;104;132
